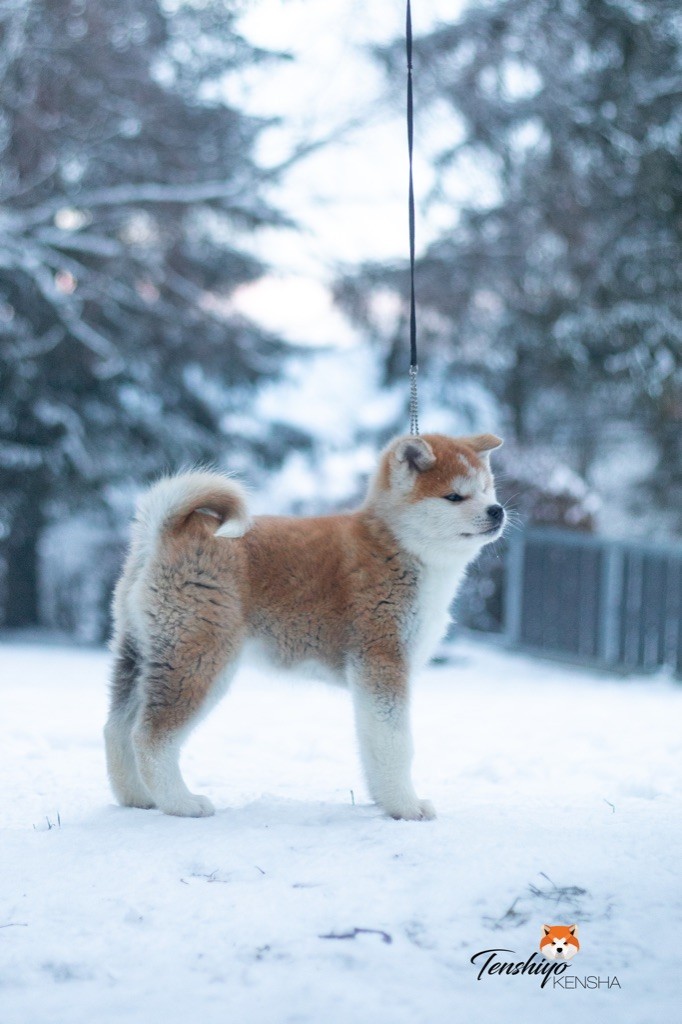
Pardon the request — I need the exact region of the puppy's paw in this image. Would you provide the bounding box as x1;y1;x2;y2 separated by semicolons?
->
124;796;157;810
386;798;437;821
112;783;156;810
161;793;215;818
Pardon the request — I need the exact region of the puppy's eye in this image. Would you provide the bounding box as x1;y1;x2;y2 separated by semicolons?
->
443;493;465;502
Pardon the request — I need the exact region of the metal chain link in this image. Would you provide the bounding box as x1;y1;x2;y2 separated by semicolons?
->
409;364;419;436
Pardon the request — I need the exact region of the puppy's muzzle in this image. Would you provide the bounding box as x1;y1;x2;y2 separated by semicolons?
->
486;504;504;525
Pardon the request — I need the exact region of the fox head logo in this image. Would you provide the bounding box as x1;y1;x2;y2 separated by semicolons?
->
540;924;580;961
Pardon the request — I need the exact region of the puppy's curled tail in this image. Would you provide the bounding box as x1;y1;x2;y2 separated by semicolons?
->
131;470;250;558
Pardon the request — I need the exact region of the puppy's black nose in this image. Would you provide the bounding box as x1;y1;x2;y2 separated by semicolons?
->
487;504;504;523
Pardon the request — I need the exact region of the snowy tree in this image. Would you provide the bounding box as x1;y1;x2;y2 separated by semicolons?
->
0;0;309;628
338;0;682;529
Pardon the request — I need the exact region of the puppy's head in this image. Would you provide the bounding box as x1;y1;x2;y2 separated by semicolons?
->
369;432;505;562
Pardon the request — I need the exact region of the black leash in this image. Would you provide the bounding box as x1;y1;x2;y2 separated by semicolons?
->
406;0;419;436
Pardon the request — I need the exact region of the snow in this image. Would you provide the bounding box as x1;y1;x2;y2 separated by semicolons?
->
1;637;680;1023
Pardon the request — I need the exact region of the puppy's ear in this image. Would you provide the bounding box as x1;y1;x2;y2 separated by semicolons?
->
568;924;578;937
462;433;503;464
542;925;552;936
394;436;436;473
464;433;503;454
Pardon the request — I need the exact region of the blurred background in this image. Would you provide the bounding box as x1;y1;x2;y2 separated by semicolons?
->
0;0;680;671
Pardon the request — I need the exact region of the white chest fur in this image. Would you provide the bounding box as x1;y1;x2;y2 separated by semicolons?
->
405;555;471;670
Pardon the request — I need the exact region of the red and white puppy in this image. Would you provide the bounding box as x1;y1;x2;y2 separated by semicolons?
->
105;433;504;820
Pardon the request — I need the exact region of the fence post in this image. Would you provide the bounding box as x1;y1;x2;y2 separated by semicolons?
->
664;555;681;676
599;541;624;667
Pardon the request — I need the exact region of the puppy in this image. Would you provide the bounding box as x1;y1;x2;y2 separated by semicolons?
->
104;433;504;820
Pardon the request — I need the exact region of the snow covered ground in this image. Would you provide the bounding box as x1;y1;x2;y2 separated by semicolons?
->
1;638;680;1024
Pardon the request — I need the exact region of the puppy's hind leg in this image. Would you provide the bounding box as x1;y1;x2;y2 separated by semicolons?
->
349;656;435;821
132;636;241;818
104;635;156;809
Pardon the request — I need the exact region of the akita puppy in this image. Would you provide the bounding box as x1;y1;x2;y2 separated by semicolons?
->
105;432;504;821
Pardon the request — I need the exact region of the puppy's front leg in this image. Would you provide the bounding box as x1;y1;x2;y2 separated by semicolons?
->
349;656;435;821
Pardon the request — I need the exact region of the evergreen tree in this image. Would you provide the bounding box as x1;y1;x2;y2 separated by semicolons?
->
0;0;306;627
338;0;682;526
